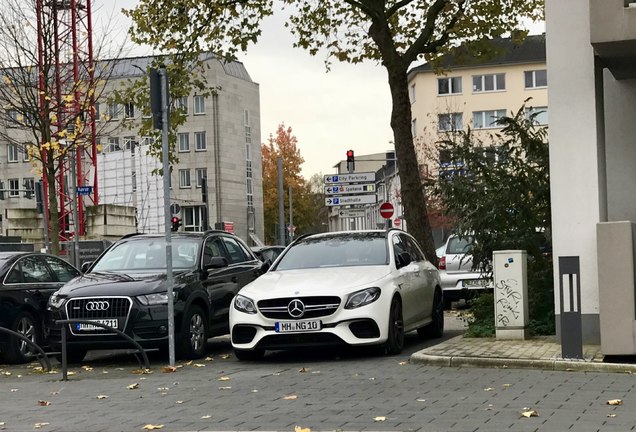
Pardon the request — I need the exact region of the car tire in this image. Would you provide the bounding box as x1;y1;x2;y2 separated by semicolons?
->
233;348;265;361
418;289;444;339
4;311;41;364
383;297;404;355
178;305;208;360
54;348;88;364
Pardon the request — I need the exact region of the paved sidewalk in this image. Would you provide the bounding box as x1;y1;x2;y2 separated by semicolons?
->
410;334;636;373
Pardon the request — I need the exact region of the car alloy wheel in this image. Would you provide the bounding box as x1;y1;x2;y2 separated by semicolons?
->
419;289;444;339
189;312;205;352
383;297;404;355
4;312;40;364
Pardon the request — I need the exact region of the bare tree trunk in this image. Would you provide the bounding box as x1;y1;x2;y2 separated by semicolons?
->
386;65;437;264
45;149;60;256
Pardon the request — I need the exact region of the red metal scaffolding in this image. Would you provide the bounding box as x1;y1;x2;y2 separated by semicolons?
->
36;0;98;242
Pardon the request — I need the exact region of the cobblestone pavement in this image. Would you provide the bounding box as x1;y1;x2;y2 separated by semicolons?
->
1;314;636;432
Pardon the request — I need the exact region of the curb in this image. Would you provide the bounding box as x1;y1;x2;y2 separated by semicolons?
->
410;352;636;373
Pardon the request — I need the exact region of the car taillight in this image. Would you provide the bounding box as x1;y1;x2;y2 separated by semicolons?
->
438;255;446;270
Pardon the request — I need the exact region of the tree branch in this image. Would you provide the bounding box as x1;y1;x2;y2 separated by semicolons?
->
403;0;456;64
386;0;418;18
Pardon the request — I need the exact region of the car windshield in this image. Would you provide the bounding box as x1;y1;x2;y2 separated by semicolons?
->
91;238;200;272
274;233;387;270
447;236;474;254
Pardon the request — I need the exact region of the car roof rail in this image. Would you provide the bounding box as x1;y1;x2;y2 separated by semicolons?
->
120;232;144;239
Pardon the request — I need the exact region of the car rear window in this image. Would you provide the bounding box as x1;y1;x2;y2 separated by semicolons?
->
275;233;388;270
447;236;474;254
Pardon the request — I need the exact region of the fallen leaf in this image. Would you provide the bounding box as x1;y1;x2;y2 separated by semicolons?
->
37;400;51;406
373;416;387;422
294;427;311;432
102;371;109;374
607;399;623;406
201;415;211;419
132;368;153;375
251;389;258;393
116;368;124;371
175;401;183;404
34;422;50;428
218;376;231;381
502;383;511;388
272;372;281;376
96;395;109;400
10;389;18;392
484;387;495;391
219;386;232;390
142;425;164;430
157;387;169;391
608;413;617;418
16;375;22;378
81;366;93;372
127;383;140;390
416;399;426;402
311;371;321;374
49;391;60;396
398;361;407;365
193;364;205;368
204;356;214;361
368;377;376;381
1;372;10;376
66;371;76;376
220;354;231;359
183;360;193;366
521;410;539;418
298;367;309;373
162;366;177;373
283;395;298;400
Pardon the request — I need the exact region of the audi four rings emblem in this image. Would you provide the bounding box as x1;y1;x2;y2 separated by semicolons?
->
85;301;110;311
287;299;305;318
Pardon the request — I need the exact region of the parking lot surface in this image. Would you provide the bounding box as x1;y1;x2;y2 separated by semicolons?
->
2;315;636;432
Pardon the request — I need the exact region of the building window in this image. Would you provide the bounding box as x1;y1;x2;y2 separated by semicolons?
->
94;103;101;121
195;168;207;188
22;144;31;162
437;77;462;95
107;103;118;120
140;136;154;147
132;171;137;192
195;131;207;151
473;109;507;129
106;137;120;152
179;169;191;188
8;144;19;163
438;113;463;131
194;95;205;115
178;133;190;152
8;178;19;197
124;102;135;118
5;110;19;127
183;206;205;232
524;69;548;89
525;106;549;125
177;96;188;114
23;178;34;196
123;136;136;152
472;73;506;92
409;84;416;103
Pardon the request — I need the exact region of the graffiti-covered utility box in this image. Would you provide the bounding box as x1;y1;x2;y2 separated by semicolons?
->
493;250;529;340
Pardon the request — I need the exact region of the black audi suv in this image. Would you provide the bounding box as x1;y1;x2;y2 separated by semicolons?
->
46;231;265;362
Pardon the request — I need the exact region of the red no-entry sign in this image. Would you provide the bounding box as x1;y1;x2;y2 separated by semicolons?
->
379;202;394;219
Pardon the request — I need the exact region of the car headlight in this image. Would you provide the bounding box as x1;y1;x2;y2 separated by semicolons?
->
234;294;257;314
345;287;381;309
48;291;66;309
137;293;169;306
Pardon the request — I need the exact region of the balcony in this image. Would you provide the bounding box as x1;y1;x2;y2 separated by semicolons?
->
590;0;636;79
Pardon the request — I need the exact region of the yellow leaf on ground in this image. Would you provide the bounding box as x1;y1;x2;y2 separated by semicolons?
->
142;425;164;430
608;413;617;418
484;387;495;391
127;383;140;390
607;399;623;406
132;368;153;374
521;410;539;418
10;389;18;392
201;415;211;419
398;361;407;365
283;395;298;400
193;364;205;368
204;356;214;361
218;386;232;390
218;376;231;381
96;395;108;400
81;366;93;371
502;383;511;388
220;354;231;359
37;400;51;406
34;423;50;428
175;401;183;404
294;426;311;432
373;416;387;422
161;366;177;373
298;367;309;373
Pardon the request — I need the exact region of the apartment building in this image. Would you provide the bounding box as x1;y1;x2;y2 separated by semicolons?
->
407;34;548;177
0;53;264;245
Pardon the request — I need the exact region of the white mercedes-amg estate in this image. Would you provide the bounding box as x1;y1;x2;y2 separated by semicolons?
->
229;230;443;360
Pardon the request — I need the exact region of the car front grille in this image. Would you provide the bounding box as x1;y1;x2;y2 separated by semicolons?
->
257;296;341;319
65;296;132;335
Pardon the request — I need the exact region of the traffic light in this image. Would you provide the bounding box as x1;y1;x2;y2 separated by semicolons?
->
171;216;182;232
346;149;355;173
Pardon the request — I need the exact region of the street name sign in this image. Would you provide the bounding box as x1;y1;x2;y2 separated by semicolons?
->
338;209;366;218
325;195;377;206
324;172;376;184
324;183;376;195
76;186;93;196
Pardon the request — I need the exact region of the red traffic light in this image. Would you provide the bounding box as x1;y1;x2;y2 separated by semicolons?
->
171;216;180;223
346;150;354;159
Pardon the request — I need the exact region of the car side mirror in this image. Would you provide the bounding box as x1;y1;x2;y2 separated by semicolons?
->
396;252;412;269
80;261;92;273
204;256;229;270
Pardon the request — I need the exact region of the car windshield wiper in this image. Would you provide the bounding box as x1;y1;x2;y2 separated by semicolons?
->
89;271;135;282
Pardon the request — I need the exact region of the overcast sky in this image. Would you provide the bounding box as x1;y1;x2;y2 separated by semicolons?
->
100;1;394;179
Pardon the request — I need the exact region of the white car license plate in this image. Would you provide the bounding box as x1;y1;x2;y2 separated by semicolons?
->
75;319;118;331
275;319;321;333
463;279;488;288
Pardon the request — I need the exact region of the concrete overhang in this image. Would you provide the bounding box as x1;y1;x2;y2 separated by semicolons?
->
590;0;636;79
